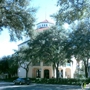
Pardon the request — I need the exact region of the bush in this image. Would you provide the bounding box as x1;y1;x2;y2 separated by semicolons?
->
0;77;18;82
4;77;89;85
32;78;89;85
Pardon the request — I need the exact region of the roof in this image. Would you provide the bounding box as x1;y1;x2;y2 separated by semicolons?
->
36;27;49;32
37;19;54;24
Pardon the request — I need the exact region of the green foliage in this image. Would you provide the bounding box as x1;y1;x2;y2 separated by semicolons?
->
0;55;18;78
0;0;36;41
54;0;90;78
0;56;9;74
86;78;90;84
34;78;88;85
31;27;68;64
29;26;69;79
55;0;90;25
63;21;90;78
0;77;18;82
14;41;38;78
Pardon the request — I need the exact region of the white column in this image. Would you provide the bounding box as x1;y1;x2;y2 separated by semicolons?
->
41;68;43;78
71;64;74;78
41;62;43;78
63;68;65;78
51;67;54;78
71;61;74;78
54;69;56;78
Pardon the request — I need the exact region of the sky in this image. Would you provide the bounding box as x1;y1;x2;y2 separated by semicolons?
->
31;0;59;23
0;0;59;58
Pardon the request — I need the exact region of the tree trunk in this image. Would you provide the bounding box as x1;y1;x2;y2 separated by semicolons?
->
84;61;88;78
56;62;59;79
26;65;29;79
86;58;89;78
26;69;28;79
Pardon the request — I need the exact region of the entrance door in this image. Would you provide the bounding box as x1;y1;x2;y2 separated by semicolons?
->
44;69;49;78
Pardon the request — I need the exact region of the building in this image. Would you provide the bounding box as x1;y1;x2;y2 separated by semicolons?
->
18;20;77;78
36;19;54;32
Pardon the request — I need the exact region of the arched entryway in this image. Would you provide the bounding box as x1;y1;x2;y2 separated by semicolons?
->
65;68;71;78
32;68;41;78
44;69;49;78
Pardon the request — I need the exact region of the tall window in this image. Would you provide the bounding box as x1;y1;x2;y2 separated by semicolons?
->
36;69;41;78
61;70;63;78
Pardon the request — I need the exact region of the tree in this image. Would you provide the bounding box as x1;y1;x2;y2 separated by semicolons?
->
0;55;18;78
74;62;85;79
64;21;90;78
8;55;18;77
0;56;9;74
0;0;36;41
30;27;68;79
15;42;36;78
55;0;90;25
54;0;90;78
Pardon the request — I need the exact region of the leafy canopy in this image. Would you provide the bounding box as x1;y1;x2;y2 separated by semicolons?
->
30;27;68;66
0;0;36;41
55;0;90;25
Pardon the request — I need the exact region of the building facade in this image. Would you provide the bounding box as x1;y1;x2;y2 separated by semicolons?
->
18;20;77;78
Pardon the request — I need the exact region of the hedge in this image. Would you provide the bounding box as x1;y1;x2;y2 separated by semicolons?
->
34;78;89;85
1;77;90;85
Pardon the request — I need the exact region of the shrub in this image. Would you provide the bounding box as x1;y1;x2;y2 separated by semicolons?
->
33;78;89;85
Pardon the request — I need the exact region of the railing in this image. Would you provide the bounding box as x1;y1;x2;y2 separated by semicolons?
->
66;63;71;66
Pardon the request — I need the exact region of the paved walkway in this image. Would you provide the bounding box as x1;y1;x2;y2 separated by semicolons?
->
0;81;90;90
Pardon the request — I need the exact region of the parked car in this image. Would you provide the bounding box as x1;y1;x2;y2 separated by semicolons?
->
13;78;31;85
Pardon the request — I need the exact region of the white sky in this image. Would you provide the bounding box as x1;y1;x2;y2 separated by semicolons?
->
0;0;59;58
